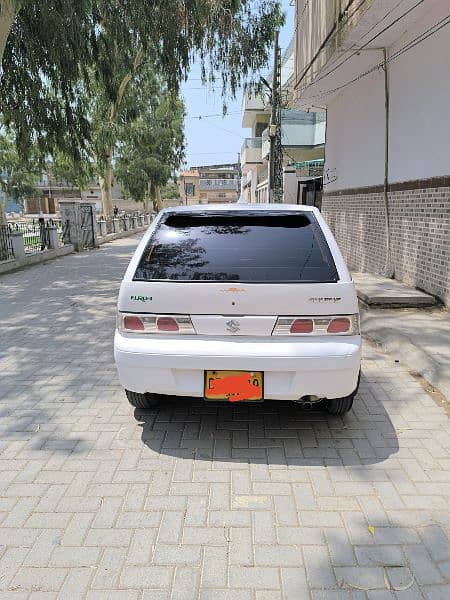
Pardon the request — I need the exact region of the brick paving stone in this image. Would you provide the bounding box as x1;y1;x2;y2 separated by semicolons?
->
1;234;450;597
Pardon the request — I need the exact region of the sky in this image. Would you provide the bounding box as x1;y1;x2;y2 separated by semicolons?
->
181;0;295;170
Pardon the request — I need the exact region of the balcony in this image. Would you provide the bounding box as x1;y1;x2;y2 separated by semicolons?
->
199;178;239;191
242;92;268;128
260;110;326;157
241;138;263;168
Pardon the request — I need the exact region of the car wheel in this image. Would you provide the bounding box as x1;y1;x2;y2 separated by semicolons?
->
125;390;159;409
327;370;361;416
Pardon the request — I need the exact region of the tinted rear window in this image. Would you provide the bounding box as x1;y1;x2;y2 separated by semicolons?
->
133;212;338;283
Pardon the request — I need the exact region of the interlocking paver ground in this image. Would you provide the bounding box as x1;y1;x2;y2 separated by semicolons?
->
0;234;450;599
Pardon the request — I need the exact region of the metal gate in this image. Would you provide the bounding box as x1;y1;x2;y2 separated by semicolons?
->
80;204;95;248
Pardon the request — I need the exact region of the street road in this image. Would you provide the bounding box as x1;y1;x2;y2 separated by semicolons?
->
0;235;449;598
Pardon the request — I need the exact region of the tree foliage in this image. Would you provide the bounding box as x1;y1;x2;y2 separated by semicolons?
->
50;150;95;193
115;79;185;209
0;130;41;207
0;0;94;159
162;181;180;201
1;0;284;158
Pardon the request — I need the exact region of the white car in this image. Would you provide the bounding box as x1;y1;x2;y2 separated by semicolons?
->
114;204;361;415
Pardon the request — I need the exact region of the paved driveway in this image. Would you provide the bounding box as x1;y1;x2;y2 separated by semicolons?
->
0;235;449;599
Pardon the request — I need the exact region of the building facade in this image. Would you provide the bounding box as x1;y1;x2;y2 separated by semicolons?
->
178;164;240;205
25;174;125;216
293;0;450;306
241;40;326;204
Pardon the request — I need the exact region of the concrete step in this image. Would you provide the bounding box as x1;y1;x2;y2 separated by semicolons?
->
352;272;436;308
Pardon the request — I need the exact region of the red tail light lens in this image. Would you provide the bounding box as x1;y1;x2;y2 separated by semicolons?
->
273;315;359;336
157;317;179;332
327;317;351;334
123;315;145;331
290;319;314;334
119;313;195;334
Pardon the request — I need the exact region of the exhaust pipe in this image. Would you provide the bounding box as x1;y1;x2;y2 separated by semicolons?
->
294;395;321;409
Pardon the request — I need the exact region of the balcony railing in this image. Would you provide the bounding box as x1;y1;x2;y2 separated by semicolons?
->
199;179;239;191
241;137;263;167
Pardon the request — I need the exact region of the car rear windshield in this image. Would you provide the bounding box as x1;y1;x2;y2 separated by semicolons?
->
133;212;339;283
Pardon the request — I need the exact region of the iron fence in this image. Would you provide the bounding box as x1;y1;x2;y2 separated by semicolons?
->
7;222;50;255
96;213;149;238
0;225;14;262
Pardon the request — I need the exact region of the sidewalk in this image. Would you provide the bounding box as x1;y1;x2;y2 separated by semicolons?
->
354;273;450;401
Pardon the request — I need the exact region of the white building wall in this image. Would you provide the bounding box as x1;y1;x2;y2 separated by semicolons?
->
323;67;385;192
324;2;450;192
283;172;298;203
388;3;450;183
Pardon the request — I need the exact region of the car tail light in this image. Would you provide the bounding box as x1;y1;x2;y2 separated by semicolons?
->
118;313;195;334
123;315;145;331
157;316;179;332
273;315;359;336
327;317;351;334
290;319;314;334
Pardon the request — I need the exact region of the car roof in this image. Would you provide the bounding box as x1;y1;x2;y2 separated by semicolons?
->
160;203;319;215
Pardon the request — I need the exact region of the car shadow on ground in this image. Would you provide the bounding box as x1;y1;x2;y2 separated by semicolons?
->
134;373;399;467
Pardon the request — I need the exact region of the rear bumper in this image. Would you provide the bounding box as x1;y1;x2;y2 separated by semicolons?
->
114;332;362;401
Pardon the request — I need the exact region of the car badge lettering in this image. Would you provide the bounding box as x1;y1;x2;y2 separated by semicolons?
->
226;319;241;334
309;297;342;303
220;287;246;293
130;295;152;303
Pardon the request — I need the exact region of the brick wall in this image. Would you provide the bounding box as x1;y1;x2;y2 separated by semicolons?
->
322;186;450;306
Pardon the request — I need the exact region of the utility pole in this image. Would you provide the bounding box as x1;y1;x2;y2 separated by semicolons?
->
237;152;242;201
268;31;283;203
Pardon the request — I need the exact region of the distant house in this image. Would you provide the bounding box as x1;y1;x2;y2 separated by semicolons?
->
177;163;240;205
24;172;125;215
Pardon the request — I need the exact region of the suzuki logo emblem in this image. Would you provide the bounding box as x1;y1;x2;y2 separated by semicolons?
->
226;319;241;334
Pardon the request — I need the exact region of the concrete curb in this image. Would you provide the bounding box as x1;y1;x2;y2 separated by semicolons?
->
0;244;75;276
97;226;147;246
361;308;450;402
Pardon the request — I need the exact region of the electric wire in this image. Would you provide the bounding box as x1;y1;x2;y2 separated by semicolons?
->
297;12;450;101
301;0;410;81
301;0;425;90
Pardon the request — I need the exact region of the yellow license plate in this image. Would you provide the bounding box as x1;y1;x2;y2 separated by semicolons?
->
204;370;264;402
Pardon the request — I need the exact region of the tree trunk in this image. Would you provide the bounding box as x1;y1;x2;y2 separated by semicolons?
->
100;149;114;217
0;199;7;226
155;185;162;213
143;180;152;214
0;0;19;71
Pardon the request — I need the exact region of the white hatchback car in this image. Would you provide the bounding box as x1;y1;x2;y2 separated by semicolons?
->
114;204;361;415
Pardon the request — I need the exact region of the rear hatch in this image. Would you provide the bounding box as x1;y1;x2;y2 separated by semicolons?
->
119;210;358;335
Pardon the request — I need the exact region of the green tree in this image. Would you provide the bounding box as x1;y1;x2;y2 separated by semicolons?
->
0;130;41;208
162;181;180;201
1;1;283;203
0;130;41;258
115;81;185;212
50;150;94;194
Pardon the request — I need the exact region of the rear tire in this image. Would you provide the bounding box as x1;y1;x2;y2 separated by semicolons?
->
327;371;360;416
125;390;159;409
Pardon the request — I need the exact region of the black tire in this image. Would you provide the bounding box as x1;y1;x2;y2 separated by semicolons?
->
327;371;361;416
125;390;159;409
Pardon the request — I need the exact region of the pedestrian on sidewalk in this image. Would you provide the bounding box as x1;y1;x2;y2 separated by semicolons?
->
38;214;47;251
